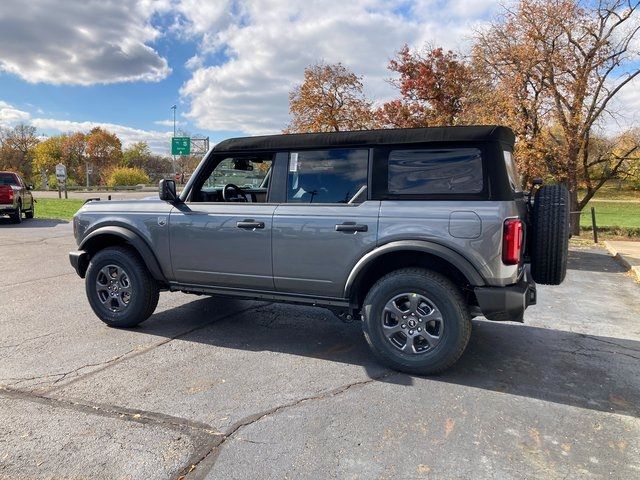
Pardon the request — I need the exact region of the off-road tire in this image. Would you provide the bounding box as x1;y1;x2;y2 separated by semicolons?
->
85;246;159;328
361;268;471;375
10;201;22;224
530;185;569;285
25;202;34;219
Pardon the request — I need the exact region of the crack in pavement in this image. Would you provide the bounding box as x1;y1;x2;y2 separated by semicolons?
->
178;370;398;480
0;232;72;247
44;301;273;393
4;347;141;388
0;385;223;477
0;272;76;291
578;333;640;354
1;302;272;392
0;301;276;477
0;332;57;350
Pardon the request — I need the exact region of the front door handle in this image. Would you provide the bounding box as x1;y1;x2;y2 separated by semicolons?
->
335;222;368;233
236;219;265;230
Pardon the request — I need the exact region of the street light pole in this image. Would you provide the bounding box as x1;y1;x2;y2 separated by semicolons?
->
171;104;176;137
171;104;177;175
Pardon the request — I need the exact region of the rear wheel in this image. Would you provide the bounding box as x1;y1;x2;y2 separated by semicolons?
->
530;184;569;285
361;268;471;375
85;246;159;328
10;202;22;223
25;201;34;219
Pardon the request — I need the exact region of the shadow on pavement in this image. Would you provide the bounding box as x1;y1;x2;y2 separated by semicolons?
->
138;295;639;418
566;248;626;273
0;218;68;228
124;245;638;417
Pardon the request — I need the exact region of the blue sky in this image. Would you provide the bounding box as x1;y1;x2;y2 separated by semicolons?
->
0;0;638;154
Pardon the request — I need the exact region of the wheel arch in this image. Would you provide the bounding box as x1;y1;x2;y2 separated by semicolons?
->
345;241;485;308
78;226;167;283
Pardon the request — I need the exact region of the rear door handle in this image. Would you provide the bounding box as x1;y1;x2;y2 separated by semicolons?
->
236;220;265;230
335;222;368;233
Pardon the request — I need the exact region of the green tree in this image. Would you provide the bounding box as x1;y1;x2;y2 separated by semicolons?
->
33;135;66;180
122;141;152;168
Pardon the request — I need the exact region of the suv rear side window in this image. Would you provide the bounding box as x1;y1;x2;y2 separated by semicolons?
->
503;150;523;193
287;149;368;204
388;148;483;195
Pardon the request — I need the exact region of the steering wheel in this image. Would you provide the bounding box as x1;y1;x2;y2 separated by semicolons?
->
222;183;248;202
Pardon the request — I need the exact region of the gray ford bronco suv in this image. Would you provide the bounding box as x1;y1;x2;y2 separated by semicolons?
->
70;126;569;374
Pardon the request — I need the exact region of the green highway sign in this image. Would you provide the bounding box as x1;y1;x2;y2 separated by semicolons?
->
171;137;191;155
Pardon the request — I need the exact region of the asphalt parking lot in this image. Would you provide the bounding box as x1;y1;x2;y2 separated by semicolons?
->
1;219;639;479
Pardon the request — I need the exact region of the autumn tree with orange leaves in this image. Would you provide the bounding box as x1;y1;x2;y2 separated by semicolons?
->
376;46;478;128
288;1;640;235
86;127;123;184
476;0;640;234
286;62;375;133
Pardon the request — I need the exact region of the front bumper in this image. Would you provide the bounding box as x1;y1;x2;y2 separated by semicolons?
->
474;270;536;322
69;250;89;278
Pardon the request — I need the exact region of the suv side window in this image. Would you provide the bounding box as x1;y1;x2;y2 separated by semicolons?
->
287;149;368;204
387;148;483;195
503;150;523;193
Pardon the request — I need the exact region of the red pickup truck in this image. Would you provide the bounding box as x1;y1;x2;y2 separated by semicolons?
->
0;171;34;223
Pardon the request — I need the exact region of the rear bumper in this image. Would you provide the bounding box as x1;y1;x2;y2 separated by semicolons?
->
69;250;89;278
0;204;17;212
474;269;536;322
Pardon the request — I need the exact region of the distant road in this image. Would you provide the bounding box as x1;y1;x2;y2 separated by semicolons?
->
34;190;156;201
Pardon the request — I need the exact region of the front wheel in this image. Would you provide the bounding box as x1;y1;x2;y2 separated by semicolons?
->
85;246;159;328
361;268;471;375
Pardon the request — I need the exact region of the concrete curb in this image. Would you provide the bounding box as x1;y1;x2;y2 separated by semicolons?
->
604;241;640;282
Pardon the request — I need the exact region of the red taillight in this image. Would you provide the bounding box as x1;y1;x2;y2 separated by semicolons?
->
0;187;13;202
502;218;524;265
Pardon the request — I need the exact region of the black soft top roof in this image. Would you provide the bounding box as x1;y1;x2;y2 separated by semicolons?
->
213;125;515;153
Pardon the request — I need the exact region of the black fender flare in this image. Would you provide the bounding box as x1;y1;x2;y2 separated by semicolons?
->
79;226;167;282
343;240;486;299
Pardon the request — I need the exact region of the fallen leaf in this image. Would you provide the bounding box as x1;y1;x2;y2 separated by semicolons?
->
445;418;455;438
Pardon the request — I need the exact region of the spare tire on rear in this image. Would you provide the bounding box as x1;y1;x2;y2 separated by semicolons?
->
530;184;570;285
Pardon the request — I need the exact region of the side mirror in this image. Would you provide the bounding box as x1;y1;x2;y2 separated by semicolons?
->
26;184;34;190
159;179;179;202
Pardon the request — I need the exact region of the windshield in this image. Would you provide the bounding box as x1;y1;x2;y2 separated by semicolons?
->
0;173;18;186
202;158;271;190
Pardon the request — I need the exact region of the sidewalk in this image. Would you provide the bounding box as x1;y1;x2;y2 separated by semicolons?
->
604;240;640;281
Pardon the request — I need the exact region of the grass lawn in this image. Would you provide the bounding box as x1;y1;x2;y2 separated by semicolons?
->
35;198;84;221
578;186;640;201
581;201;640;228
579;200;640;238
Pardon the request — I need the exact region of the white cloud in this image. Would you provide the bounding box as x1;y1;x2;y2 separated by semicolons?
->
598;74;640;136
31;118;173;154
176;0;503;134
0;101;31;126
0;0;171;85
0;100;173;153
154;119;186;127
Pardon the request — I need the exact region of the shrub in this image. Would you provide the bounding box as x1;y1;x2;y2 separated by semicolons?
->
106;167;149;187
46;174;77;190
